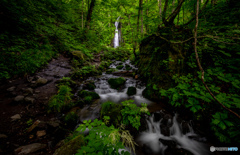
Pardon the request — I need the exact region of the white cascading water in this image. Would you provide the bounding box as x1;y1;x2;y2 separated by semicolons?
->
138;113;210;155
114;16;121;48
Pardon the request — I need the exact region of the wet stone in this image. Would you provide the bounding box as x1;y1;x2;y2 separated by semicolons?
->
36;130;46;138
0;134;8;139
14;95;25;102
11;114;21;121
25;97;35;104
15;143;46;155
7;86;16;92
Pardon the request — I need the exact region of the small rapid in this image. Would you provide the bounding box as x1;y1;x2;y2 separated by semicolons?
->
76;59;211;155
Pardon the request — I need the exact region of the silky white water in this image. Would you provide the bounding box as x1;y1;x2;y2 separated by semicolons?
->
114;16;121;48
137;113;210;155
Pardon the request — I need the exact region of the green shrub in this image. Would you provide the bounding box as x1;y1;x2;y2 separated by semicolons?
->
64;111;78;127
101;101;122;126
121;100;150;130
48;85;73;113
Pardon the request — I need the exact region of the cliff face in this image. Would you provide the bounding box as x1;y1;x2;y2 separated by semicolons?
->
138;26;192;89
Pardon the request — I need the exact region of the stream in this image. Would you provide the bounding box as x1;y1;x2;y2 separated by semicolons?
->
75;59;211;155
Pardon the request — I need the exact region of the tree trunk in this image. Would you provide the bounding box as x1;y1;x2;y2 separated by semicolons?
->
141;6;143;36
82;0;84;29
133;0;143;58
85;0;96;30
172;0;175;13
145;0;148;32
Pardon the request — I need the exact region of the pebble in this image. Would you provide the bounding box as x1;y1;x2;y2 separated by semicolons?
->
36;130;46;138
7;86;16;92
25;97;35;104
14;95;25;102
0;134;8;139
11;114;21;121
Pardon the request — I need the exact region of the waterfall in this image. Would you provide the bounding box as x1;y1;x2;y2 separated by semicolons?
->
114;16;121;48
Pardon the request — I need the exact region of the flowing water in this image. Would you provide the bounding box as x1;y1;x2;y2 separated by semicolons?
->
76;60;211;155
114;16;121;48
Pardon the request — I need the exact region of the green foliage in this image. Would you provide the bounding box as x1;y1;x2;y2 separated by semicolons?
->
64;111;78;127
57;77;76;87
26;119;33;126
121;100;150;130
71;65;100;80
101;101;122;126
75;119;130;155
48;85;73;113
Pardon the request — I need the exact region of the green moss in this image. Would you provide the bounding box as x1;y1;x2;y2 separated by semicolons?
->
78;90;100;104
116;65;124;70
54;135;85;155
108;77;126;89
125;64;132;71
127;87;137;96
57;77;76;87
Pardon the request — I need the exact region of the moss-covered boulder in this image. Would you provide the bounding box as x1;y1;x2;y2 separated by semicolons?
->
64;111;78;127
78;90;100;104
116;65;124;70
108;77;126;89
127;87;137;96
83;81;96;90
125;64;132;71
53;135;85;155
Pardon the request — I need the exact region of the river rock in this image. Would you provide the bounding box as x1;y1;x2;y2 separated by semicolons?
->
15;143;46;155
36;130;46;137
25;97;35;104
127;87;137;96
47;121;60;128
0;134;8;139
11;114;21;121
35;77;48;86
14;95;25;102
24;88;33;94
107;77;126;89
7;86;16;92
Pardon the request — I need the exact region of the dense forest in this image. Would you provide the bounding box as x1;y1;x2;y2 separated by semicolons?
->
0;0;239;154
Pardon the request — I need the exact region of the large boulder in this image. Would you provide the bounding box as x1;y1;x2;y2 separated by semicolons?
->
127;87;137;96
78;90;100;104
108;77;126;89
82;81;96;90
15;143;46;155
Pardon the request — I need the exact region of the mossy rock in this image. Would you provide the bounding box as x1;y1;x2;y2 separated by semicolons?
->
53;135;85;155
125;64;132;71
78;90;100;99
83;81;96;90
142;86;159;101
108;77;126;89
78;90;100;104
127;87;137;96
106;68;117;74
118;62;123;65
116;65;124;70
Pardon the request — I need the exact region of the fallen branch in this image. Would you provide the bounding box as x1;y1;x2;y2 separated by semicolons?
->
194;0;240;119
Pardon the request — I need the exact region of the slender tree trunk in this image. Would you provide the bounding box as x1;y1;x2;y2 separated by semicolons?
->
141;6;143;36
85;0;96;30
172;0;175;13
133;0;143;58
82;0;84;29
183;4;184;24
145;0;148;32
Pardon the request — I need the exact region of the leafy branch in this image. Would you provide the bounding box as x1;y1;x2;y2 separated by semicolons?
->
194;0;240;119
